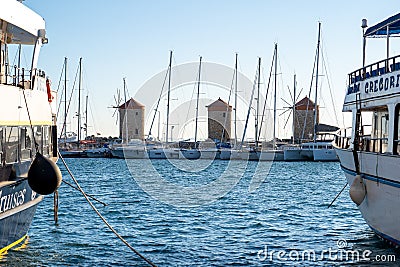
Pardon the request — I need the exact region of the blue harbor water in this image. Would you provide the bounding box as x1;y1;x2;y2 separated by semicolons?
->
1;159;399;266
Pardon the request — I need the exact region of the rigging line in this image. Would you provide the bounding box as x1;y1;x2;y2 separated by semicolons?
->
182;61;200;139
148;66;169;137
62;180;107;206
239;63;259;149
301;47;318;141
258;47;275;141
220;58;236;143
88;97;99;135
59;62;79;139
58;152;158;267
56;60;66;119
321;49;340;127
21;90;39;151
56;60;65;93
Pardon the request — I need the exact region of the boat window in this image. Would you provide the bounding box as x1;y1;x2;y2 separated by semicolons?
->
0;128;3;162
5;127;18;163
42;126;50;156
20;127;32;160
381;114;389;139
0;42;4;84
373;112;379;137
34;126;43;154
395;105;400;155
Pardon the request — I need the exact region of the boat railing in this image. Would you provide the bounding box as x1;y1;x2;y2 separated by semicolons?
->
334;127;352;149
361;137;388;154
1;63;46;89
348;54;400;84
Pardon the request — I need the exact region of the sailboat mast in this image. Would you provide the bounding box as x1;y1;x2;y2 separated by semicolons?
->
240;61;258;149
123;78;128;143
255;57;261;146
166;50;172;143
273;43;277;149
234;53;238;147
77;57;82;144
293;74;296;144
85;94;88;139
194;56;202;145
313;22;321;143
64;57;67;144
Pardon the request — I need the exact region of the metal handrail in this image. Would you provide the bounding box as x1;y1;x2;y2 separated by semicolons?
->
348;54;400;84
1;64;45;88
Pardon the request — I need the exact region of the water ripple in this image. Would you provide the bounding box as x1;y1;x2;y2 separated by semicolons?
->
1;159;399;266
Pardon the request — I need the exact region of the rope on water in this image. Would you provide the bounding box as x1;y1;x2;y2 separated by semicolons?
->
327;182;348;208
62;180;108;206
58;152;157;267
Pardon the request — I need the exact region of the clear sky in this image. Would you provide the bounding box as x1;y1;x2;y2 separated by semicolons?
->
22;0;398;139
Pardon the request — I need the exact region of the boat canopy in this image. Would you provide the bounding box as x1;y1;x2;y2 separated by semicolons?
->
365;13;400;37
0;0;46;45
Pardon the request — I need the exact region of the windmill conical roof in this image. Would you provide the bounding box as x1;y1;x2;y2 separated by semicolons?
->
295;96;316;111
118;98;145;109
207;98;232;111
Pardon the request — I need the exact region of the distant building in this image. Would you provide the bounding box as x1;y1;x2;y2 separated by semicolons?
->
118;98;145;141
293;96;318;142
207;98;232;143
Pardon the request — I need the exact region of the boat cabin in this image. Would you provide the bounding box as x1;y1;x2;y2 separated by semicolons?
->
0;0;56;181
335;13;400;156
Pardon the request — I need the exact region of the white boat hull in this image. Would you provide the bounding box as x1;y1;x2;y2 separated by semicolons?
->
180;149;201;160
220;149;242;160
313;148;338;161
335;148;400;246
284;144;337;161
85;148;110;158
111;147;146;159
199;149;219;160
258;150;284;161
283;148;313;161
147;148;179;159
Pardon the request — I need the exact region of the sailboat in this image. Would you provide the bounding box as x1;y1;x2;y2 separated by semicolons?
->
283;22;338;161
59;58;87;158
179;56;202;160
146;51;179;159
220;53;240;160
109;78;147;159
238;45;284;161
255;43;284;161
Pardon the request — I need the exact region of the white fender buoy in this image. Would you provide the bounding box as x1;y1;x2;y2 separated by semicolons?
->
28;152;62;195
349;175;366;206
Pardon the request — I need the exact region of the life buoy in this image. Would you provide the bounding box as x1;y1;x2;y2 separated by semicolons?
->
46;78;53;102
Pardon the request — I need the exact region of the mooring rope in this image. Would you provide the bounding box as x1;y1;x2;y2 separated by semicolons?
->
58;152;157;267
327;182;348;208
62;180;108;206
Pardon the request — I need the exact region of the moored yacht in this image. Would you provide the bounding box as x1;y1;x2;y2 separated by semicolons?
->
333;14;400;246
110;139;146;159
283;140;337;161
